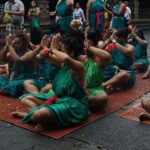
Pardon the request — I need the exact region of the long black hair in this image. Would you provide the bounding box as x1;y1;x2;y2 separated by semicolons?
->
87;27;102;46
135;29;145;40
62;30;85;58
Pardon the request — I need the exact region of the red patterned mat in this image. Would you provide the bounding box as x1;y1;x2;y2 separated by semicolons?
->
0;74;150;139
118;103;150;125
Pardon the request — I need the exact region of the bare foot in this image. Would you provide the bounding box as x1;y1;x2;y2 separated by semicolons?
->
34;123;46;132
11;112;27;118
142;71;150;79
139;113;150;121
106;85;115;95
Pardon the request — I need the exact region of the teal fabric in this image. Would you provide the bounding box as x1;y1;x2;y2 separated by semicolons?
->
111;2;125;30
23;65;88;127
32;60;60;90
104;42;136;88
19;89;55;101
0;50;36;97
133;41;149;71
89;0;105;31
56;0;73;33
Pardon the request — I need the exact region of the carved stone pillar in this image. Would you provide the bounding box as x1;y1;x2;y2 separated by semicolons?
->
134;0;139;19
37;0;50;23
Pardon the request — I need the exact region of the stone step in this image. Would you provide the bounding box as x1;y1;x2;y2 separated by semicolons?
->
131;19;150;29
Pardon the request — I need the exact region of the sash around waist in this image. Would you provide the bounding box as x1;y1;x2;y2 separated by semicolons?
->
90;11;104;14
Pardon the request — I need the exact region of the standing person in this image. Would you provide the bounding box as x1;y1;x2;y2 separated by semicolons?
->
12;32;88;132
110;0;126;30
86;0;105;32
49;0;74;34
4;0;24;33
73;2;86;24
28;0;40;28
124;1;131;27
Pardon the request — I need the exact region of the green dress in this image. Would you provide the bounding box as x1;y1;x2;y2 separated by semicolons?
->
56;0;73;33
23;65;88;127
89;0;105;32
111;2;125;30
83;57;105;96
104;42;136;88
29;8;40;28
133;41;149;71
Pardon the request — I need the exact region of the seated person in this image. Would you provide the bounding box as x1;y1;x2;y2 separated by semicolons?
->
103;28;136;93
0;32;43;97
128;27;149;72
12;31;88;132
81;28;111;111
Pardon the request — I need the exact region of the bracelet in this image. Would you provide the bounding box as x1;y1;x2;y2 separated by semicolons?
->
105;40;109;45
112;39;117;44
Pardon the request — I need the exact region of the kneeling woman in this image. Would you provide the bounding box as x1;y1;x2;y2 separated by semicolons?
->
12;32;88;131
129;28;149;72
81;28;111;111
103;28;136;92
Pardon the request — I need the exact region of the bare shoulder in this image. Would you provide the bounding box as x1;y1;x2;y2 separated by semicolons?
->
126;43;134;51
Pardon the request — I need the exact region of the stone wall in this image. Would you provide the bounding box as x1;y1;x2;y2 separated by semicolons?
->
37;0;50;23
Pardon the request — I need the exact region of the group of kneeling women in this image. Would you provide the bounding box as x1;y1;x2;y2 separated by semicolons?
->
0;26;149;131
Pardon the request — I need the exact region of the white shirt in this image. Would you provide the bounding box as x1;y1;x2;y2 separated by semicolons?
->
124;6;131;20
73;8;86;22
4;0;24;24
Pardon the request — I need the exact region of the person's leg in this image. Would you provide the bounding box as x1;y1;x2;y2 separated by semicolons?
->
142;65;150;79
21;96;44;111
141;98;150;113
31;108;53;132
133;62;146;73
24;80;39;94
139;97;150;121
103;71;130;89
88;92;108;112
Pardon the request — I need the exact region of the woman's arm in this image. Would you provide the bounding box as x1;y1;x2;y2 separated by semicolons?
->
112;39;134;58
51;34;84;82
133;34;148;48
53;48;85;82
98;40;110;49
87;45;111;68
32;7;41;17
8;45;42;63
